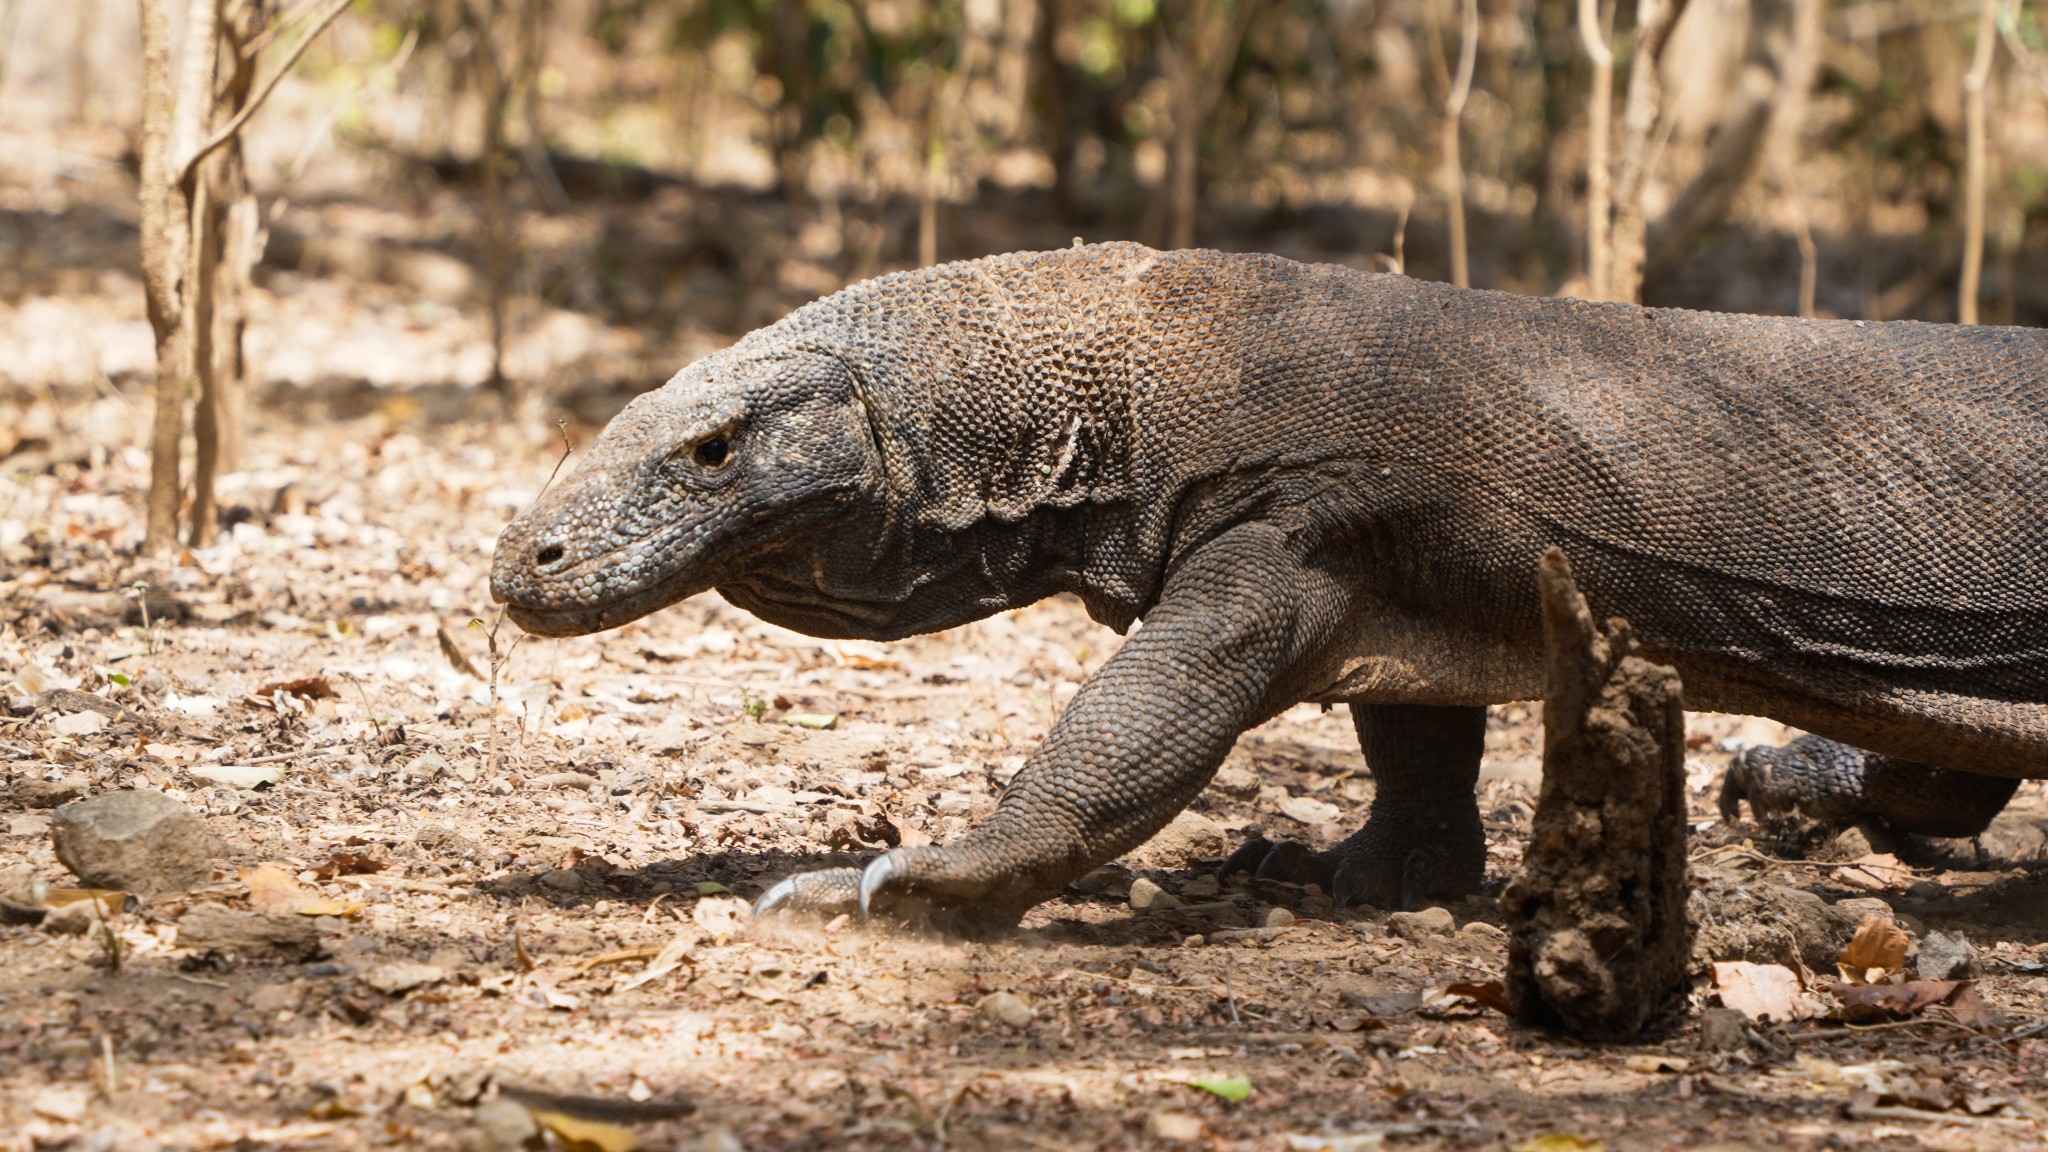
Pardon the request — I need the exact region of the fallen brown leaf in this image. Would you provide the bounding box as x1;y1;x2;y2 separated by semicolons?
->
1712;961;1825;1022
253;677;337;701
1837;914;1910;983
1443;980;1516;1017
243;863;362;918
1835;853;1914;893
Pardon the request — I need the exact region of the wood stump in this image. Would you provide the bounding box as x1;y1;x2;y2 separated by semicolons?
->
1501;549;1692;1040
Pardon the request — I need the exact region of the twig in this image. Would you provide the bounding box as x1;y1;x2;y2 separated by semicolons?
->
1786;1016;1983;1040
1578;0;1615;300
174;0;354;187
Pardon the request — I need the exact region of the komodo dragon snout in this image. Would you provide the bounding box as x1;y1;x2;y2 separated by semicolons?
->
491;350;885;638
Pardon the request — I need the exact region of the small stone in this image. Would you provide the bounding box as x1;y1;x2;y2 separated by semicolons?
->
1917;931;1977;980
176;906;322;959
1129;877;1183;911
1698;1007;1750;1052
1821;825;1878;862
41;902;96;936
52;790;214;896
1458;921;1507;943
473;1098;538;1151
1260;906;1296;928
31;1085;89;1122
1386;906;1456;939
978;990;1034;1028
18;774;88;808
403;753;450;782
1132;810;1229;867
538;869;585;893
249;982;304;1013
52;710;106;737
1210;764;1260;798
1147;1110;1204;1142
364;961;448;995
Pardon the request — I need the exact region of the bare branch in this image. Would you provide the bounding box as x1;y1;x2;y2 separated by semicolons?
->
174;0;351;188
1579;0;1615;301
1442;0;1479;288
1960;0;1998;324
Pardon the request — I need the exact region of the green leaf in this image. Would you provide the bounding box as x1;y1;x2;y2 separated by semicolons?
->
694;882;731;896
1187;1077;1251;1102
107;673;131;686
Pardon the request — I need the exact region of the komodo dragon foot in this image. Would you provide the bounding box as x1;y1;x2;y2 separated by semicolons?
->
752;845;1042;935
1219;704;1489;911
1719;735;2021;841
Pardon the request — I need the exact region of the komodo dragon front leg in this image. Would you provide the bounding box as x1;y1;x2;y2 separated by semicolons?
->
756;521;1358;933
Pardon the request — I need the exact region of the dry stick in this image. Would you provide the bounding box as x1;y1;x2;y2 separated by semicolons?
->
1771;0;1825;318
1578;0;1615;301
1442;0;1479;288
2002;0;2048;103
1960;0;1998;325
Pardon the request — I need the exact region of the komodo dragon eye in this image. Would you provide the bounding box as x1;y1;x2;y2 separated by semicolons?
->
693;434;731;470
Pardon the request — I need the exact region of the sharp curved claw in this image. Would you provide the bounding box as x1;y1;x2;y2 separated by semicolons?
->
859;850;902;917
754;876;799;916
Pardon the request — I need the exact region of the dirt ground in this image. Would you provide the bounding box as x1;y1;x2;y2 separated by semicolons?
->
8;389;2048;1152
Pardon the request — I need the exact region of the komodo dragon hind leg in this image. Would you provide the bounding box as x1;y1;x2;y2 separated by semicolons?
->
1719;735;2021;841
1222;704;1487;910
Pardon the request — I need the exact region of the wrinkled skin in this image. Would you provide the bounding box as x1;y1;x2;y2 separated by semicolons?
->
493;243;2048;933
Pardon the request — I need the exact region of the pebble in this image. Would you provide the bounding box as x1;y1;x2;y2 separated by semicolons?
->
978;990;1035;1028
1129;877;1183;911
473;1099;538;1151
176;906;322;959
1133;811;1228;868
1148;1110;1204;1142
1457;921;1507;943
1386;906;1456;939
1260;906;1296;928
1917;930;1977;980
1697;1006;1751;1052
364;961;449;995
539;869;585;893
51;790;214;896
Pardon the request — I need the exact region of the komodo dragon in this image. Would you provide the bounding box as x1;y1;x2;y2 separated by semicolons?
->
490;242;2048;931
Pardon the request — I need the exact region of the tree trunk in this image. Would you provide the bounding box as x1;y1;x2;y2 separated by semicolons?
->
138;0;188;556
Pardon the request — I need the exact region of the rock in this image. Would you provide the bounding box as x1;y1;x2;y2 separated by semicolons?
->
30;1085;88;1122
1458;921;1507;943
1917;931;1977;980
978;991;1034;1028
1128;877;1183;911
1210;764;1260;798
1697;1007;1751;1052
248;982;304;1013
364;960;448;995
1820;824;1879;861
538;869;585;893
1260;906;1296;928
402;753;450;782
52;710;106;736
18;773;88;808
41;902;96;935
1147;1111;1205;1142
175;906;322;960
1387;906;1456;939
1132;810;1229;867
52;790;214;896
473;1098;538;1151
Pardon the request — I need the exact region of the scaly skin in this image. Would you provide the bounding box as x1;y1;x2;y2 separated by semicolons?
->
491;244;2048;931
1720;734;2021;840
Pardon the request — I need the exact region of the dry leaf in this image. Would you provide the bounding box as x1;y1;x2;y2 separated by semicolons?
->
533;1110;638;1152
1712;961;1825;1022
1442;980;1516;1017
243;863;363;918
253;677;337;701
1516;1137;1604;1152
691;896;748;944
1826;979;2002;1029
311;852;390;881
1835;853;1914;892
614;934;695;993
1836;914;1910;984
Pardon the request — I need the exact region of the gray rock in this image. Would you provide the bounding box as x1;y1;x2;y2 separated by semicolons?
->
1131;811;1228;868
1387;906;1456;939
176;906;322;960
1917;930;1978;980
42;902;97;936
1458;921;1507;944
1128;877;1183;911
978;990;1034;1028
1698;1007;1751;1052
364;960;448;995
538;869;585;893
473;1098;538;1151
52;790;214;896
1259;905;1296;928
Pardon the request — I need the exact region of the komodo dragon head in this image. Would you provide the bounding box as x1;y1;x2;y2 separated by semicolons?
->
490;339;896;639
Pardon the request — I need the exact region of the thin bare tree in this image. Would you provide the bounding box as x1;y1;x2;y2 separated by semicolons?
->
1960;0;1999;324
1607;0;1690;304
1159;0;1257;251
1442;0;1479;288
1578;0;1615;300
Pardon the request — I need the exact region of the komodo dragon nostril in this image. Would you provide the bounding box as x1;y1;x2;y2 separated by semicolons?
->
535;544;565;565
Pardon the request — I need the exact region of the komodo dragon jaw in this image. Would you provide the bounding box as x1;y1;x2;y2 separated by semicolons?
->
490;349;887;638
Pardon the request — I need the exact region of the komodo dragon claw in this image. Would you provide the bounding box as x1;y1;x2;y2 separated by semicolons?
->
753;867;864;917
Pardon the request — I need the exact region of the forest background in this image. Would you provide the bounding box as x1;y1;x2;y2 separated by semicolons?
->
2;0;2046;551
